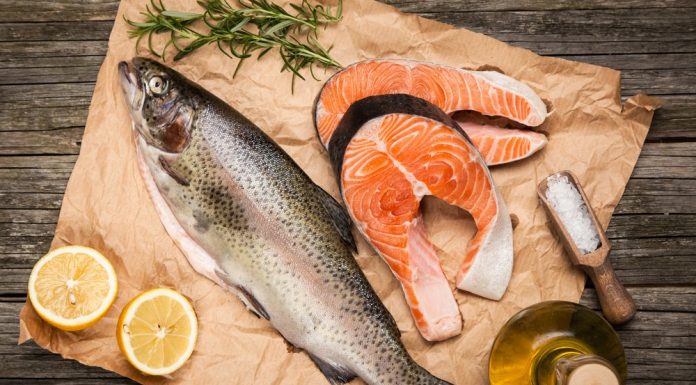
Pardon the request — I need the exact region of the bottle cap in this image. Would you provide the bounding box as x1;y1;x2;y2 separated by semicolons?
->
567;362;620;385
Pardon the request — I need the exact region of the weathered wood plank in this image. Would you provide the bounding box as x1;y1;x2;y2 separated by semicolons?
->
0;96;94;111
614;312;696;350
624;348;696;383
2;22;114;42
609;237;696;285
625;178;696;196
2;0;694;24
0;41;107;59
2;66;101;86
0;83;96;104
0;55;106;70
0;128;83;155
415;8;696;55
646;96;696;140
632;161;696;184
0;107;89;131
383;0;696;12
0;380;136;385
0;239;53;257
607;214;696;239
640;142;696;157
631;154;695;180
614;195;696;215
0;169;72;193
0;0;120;23
0;223;57;237
0;354;130;379
0;210;60;224
0;155;77;169
580;286;696;313
0;193;64;210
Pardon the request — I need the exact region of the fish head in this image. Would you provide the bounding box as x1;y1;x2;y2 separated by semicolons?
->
118;57;195;153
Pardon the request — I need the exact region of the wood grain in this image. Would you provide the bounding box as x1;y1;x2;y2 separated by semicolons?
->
0;0;694;384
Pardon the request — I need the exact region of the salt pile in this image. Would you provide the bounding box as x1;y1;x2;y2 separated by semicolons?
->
545;175;601;254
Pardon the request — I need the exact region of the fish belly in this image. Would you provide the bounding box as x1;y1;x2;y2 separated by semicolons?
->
135;136;225;286
456;120;548;166
135;137;277;320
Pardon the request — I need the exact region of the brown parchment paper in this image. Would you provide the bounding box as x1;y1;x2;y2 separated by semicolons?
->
18;0;660;384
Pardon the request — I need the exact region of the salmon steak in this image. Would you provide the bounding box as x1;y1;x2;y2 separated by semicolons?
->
329;94;513;341
314;59;548;165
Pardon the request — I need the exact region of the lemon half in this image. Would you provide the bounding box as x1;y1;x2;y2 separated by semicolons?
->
117;288;198;376
28;245;118;331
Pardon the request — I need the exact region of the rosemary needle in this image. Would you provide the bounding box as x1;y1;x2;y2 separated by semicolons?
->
125;0;342;88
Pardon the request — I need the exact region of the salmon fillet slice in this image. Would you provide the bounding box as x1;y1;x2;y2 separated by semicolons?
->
315;59;547;149
330;95;513;341
456;120;548;166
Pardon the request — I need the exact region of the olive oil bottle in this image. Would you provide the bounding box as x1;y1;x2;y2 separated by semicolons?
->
489;301;627;385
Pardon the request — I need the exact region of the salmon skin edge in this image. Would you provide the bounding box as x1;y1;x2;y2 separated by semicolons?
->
327;94;473;187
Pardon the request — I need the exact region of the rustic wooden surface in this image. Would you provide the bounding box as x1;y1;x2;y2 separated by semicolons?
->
1;0;695;384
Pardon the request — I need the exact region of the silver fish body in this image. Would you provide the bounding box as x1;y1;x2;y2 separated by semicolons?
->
118;57;451;385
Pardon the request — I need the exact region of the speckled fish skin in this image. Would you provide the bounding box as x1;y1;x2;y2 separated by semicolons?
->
118;57;451;385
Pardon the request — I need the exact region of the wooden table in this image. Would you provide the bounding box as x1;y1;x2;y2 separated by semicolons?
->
1;1;694;384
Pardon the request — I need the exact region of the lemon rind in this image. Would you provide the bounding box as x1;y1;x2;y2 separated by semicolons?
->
117;288;198;376
28;245;118;331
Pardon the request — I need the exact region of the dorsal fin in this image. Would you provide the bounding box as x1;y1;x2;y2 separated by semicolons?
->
315;185;357;252
307;353;356;385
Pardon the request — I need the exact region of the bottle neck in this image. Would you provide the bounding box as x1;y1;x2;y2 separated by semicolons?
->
552;354;620;385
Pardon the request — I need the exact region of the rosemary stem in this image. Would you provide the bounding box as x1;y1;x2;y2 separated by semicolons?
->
125;0;343;88
241;8;316;30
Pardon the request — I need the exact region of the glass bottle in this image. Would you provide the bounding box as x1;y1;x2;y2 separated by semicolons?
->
489;301;627;385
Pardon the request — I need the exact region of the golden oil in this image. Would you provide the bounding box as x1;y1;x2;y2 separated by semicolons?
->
489;301;627;385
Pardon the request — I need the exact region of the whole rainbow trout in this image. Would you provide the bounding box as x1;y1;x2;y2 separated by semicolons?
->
118;57;451;385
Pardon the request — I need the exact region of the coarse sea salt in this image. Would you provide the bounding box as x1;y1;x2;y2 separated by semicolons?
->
545;175;601;255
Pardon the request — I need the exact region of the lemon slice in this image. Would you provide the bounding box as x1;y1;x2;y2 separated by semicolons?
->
117;288;198;376
28;245;118;331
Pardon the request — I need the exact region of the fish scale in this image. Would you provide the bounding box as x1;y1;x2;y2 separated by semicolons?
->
119;57;450;385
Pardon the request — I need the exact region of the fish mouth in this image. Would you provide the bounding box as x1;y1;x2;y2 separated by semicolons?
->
118;59;150;141
118;60;143;109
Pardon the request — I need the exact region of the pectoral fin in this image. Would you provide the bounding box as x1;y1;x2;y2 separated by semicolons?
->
215;269;269;320
158;156;190;186
307;353;357;385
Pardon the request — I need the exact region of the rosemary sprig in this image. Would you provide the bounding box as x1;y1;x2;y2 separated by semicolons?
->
125;0;342;88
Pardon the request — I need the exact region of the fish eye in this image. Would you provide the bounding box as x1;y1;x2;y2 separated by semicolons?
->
148;76;167;95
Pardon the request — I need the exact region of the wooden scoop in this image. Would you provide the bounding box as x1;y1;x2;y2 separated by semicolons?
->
538;170;636;325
